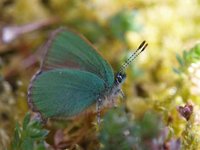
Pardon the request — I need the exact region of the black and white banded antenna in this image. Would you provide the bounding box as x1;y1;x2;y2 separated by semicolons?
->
119;41;148;73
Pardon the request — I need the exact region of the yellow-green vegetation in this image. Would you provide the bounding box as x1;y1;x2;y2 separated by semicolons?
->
0;0;200;149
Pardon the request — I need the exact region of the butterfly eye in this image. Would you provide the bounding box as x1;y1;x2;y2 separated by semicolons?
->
115;72;126;84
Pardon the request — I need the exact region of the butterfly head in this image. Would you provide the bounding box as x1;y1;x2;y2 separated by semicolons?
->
114;41;148;86
115;72;126;85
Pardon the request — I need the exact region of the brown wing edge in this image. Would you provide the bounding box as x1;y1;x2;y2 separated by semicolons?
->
27;28;65;120
27;70;46;120
40;26;110;71
40;27;67;70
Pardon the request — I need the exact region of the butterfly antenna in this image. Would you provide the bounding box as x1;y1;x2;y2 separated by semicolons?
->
119;41;148;73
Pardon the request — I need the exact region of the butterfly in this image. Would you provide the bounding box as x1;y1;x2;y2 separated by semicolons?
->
27;27;148;124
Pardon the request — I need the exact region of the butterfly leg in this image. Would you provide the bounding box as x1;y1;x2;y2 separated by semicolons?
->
119;89;126;100
111;98;118;108
108;89;125;108
96;98;102;125
111;89;125;108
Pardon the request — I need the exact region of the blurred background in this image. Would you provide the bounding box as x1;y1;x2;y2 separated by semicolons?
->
0;0;200;150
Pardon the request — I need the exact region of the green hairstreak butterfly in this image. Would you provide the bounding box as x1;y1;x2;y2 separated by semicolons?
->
28;27;148;123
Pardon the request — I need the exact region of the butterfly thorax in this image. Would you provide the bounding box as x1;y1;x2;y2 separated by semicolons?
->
102;72;126;106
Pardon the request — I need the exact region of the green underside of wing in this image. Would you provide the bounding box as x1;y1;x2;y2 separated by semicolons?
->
30;69;105;118
42;27;114;88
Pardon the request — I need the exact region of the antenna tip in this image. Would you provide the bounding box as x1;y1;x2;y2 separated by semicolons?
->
141;43;148;51
138;41;146;49
138;41;148;52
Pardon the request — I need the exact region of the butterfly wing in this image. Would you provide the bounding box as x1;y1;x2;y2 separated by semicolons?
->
28;69;105;118
41;27;114;88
